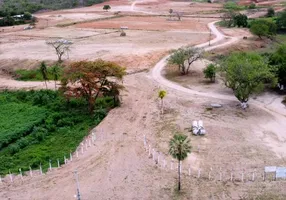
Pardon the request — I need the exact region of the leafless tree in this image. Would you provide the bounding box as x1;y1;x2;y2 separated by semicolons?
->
46;39;73;63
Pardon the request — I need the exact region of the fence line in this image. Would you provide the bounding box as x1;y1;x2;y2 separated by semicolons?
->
143;135;284;183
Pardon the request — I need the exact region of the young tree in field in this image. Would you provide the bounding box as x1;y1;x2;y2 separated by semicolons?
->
222;10;236;27
250;19;277;39
46;39;73;63
234;13;248;27
40;61;48;89
61;60;126;114
269;44;286;86
169;133;191;191
103;5;111;11
266;7;275;17
158;90;167;114
169;9;173;19
276;11;286;29
168;47;201;75
220;52;276;109
50;65;61;90
203;63;216;82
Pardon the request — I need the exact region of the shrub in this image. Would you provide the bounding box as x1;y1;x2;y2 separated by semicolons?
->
23;12;32;20
203;64;216;82
276;11;286;30
223;2;244;11
234;13;248;27
266;7;275;17
248;3;256;9
250;19;277;39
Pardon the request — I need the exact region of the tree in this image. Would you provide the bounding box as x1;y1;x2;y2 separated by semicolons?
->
220;52;276;109
203;63;216;82
158;90;167;114
266;7;275;17
250;19;277;39
50;65;61;90
276;11;286;30
60;60;126;114
168;47;201;75
169;133;191;191
234;13;248;27
269;44;286;86
222;10;236;27
23;12;32;20
103;5;111;11
46;39;73;63
40;61;48;89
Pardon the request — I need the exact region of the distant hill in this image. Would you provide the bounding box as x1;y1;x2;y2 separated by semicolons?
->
0;0;105;17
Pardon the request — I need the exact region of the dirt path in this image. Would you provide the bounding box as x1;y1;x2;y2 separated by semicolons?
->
151;20;286;157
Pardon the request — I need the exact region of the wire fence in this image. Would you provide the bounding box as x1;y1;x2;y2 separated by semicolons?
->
143;135;285;183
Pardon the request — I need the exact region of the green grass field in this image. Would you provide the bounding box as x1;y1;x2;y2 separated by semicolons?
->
0;90;112;174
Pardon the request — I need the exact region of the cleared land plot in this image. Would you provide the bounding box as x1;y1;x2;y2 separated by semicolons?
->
76;16;213;31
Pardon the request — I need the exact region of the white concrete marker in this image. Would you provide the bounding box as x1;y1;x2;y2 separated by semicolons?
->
148;145;151;156
188;168;191;176
57;159;60;168
9;170;13;183
70;152;73;162
29;166;33;177
40;164;43;175
49;160;52;171
64;156;67;164
198;169;201;178
76;150;79;158
19;168;23;181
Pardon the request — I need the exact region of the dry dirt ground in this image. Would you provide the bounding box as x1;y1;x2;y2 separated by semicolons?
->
1;0;286;199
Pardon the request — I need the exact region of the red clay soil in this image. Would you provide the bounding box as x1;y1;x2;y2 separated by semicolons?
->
76;16;212;31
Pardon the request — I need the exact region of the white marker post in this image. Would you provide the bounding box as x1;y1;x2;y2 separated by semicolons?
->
188;167;191;176
57;159;60;168
70;152;73;162
29;166;33;177
76;150;79;158
49;160;52;171
198;169;201;179
19;168;23;181
148;145;151;157
64;156;67;164
9;170;13;183
230;170;233;182
252;170;256;182
208;167;212;180
241;169;244;182
40;164;43;175
85;140;88;150
0;176;2;184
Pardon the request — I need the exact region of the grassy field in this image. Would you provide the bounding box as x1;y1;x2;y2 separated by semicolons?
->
0;90;113;175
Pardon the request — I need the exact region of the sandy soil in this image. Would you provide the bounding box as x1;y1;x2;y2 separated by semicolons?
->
1;0;286;199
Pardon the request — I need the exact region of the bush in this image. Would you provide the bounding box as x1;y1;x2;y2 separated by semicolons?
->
203;64;216;82
276;11;286;30
266;7;275;17
250;19;277;39
223;2;244;11
248;3;256;9
234;13;248;27
23;12;32;20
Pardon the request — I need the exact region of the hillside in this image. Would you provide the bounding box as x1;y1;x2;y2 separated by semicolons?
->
0;0;105;16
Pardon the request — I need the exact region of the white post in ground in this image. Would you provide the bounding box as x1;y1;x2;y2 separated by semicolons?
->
76;150;79;158
180;162;182;174
230;170;233;182
40;163;43;175
198;169;201;179
64;156;67;164
143;135;147;149
0;176;2;184
9;170;13;183
148;145;151;157
70;152;73;162
208;167;212;180
188;167;191;176
88;139;91;147
241;169;244;182
19;168;23;181
29;166;33;177
252;169;256;182
49;160;52;171
92;132;96;144
81;144;84;155
85;140;88;150
57;159;60;168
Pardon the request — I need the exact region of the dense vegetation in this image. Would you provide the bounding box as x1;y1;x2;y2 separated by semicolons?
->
0;0;105;17
0;90;113;175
